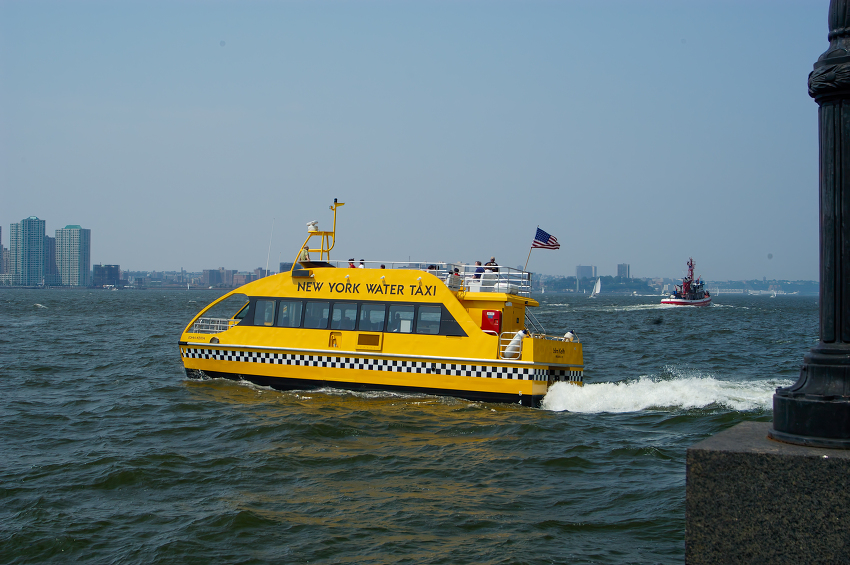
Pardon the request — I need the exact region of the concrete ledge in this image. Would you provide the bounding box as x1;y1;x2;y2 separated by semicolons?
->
686;421;850;564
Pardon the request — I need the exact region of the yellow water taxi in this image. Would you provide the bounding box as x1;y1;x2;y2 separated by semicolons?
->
178;200;583;407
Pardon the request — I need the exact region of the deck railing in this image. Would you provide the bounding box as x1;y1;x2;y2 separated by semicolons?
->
325;260;532;297
190;317;238;334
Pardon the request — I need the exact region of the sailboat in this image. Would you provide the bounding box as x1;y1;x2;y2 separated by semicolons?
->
590;278;601;298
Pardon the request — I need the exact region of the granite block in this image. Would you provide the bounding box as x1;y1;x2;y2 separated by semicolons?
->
686;421;850;564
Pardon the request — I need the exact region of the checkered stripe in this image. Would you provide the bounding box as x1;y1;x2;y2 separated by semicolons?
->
181;347;553;381
549;368;584;383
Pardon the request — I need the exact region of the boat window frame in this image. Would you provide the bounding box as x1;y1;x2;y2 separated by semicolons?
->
415;305;442;335
330;301;360;331
276;299;304;328
357;302;387;332
303;300;331;329
387;304;415;334
253;299;277;327
243;297;465;337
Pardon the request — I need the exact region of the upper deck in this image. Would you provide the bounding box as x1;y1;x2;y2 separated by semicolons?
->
307;260;533;297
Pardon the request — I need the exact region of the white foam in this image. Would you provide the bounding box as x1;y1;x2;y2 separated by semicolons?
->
541;375;794;413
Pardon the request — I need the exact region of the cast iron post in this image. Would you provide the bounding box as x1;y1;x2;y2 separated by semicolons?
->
770;0;850;447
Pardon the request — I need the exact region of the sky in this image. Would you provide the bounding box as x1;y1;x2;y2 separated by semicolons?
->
0;0;829;281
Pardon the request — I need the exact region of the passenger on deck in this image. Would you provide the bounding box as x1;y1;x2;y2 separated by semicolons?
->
349;258;357;268
473;261;485;279
358;259;366;268
299;245;310;262
485;257;499;272
445;268;461;290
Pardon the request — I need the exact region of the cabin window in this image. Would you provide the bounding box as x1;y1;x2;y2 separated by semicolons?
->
416;306;442;335
387;304;415;333
358;303;386;332
253;299;276;327
277;300;303;327
331;302;358;331
439;305;467;337
304;301;330;329
198;293;249;324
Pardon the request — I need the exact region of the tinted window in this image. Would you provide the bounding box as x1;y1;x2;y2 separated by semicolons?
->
304;301;330;329
253;299;276;326
277;300;303;327
387;304;415;333
416;306;442;335
201;293;249;324
439;305;467;337
358;303;386;332
331;303;358;330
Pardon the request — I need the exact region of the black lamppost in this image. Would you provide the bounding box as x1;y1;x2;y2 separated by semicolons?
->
770;0;850;447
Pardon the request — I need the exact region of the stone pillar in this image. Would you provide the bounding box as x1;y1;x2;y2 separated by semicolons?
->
770;0;850;448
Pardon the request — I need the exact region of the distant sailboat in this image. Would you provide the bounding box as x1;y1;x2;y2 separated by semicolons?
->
590;278;601;298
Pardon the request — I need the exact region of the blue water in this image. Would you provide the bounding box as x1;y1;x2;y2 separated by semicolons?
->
0;290;816;564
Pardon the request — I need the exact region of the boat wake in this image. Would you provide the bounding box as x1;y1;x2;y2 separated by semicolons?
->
541;374;794;414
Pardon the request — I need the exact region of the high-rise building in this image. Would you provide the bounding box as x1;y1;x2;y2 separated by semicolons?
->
44;235;59;286
10;216;46;285
220;268;237;286
576;265;597;280
203;269;223;286
617;263;630;279
56;225;92;286
0;226;6;275
93;264;120;288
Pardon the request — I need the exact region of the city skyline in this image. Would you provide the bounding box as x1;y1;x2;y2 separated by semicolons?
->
0;214;821;283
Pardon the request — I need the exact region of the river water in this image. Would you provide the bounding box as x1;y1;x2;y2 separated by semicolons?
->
0;289;816;564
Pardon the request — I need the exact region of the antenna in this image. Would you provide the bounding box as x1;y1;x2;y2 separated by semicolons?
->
265;218;275;277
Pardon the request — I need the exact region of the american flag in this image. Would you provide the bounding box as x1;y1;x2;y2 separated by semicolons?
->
532;228;560;250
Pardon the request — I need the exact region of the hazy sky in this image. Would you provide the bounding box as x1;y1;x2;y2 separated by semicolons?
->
0;0;828;280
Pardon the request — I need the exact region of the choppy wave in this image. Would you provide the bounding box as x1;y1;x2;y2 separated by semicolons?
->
541;375;794;413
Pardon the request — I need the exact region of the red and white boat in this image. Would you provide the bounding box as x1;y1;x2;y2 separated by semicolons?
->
661;258;711;306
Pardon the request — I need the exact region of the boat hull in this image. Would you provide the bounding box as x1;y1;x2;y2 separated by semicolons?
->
180;343;582;407
186;368;549;407
660;297;711;307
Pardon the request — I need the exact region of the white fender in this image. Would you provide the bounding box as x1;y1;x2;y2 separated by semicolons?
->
504;329;527;359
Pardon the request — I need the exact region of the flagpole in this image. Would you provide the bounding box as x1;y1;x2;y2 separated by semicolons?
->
524;226;538;271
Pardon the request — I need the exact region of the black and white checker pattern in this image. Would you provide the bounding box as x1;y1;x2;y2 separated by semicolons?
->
181;347;581;382
549;368;584;384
